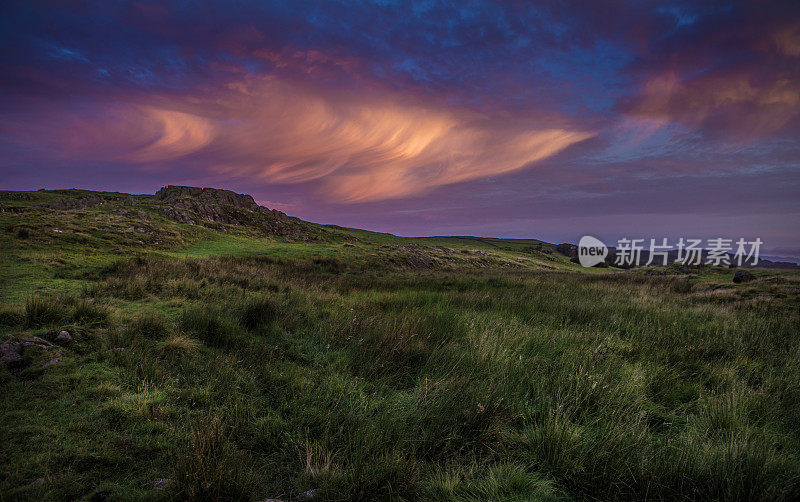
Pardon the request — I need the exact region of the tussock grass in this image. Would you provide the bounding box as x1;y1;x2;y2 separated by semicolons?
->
2;252;799;500
160;334;201;359
130;311;170;340
175;416;253;500
24;293;64;327
180;306;244;348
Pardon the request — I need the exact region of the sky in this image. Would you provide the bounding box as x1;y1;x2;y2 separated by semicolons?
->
1;0;799;255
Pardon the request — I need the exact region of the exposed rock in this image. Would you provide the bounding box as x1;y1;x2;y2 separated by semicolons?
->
1;341;23;365
23;336;53;349
57;330;72;342
292;489;319;501
42;358;61;368
262;488;319;502
555;243;578;258
106;347;126;353
397;244;434;268
156;185;258;209
153;478;173;490
154;185;315;239
48;194;103;210
733;270;756;283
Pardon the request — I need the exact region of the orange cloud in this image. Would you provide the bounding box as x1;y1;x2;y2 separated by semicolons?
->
203;77;594;201
127;107;216;162
50;75;593;202
625;71;800;137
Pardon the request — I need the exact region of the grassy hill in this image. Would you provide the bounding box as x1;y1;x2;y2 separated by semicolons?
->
1;188;799;501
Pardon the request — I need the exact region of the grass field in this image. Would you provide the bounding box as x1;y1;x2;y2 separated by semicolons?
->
1;190;799;501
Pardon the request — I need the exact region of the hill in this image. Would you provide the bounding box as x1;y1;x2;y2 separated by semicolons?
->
1;187;799;501
0;186;580;302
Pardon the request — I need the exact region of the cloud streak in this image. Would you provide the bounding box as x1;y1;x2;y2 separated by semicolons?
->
34;75;593;202
1;0;798;248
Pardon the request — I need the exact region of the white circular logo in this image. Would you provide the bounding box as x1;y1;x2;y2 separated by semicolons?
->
578;235;608;267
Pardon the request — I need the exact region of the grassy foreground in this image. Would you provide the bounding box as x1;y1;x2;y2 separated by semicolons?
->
1;190;799;501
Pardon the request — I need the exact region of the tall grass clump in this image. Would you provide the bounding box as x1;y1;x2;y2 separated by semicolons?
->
174;416;252;500
0;306;24;328
129;311;170;340
238;296;278;331
70;298;109;325
24;294;64;327
180;307;244;348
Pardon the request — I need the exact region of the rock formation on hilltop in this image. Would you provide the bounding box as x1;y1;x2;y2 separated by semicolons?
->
155;186;258;210
153;185;316;240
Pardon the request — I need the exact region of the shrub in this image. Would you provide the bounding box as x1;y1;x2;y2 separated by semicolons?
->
16;227;29;239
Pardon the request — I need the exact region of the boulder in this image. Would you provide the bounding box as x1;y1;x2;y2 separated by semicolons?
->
57;330;72;342
733;270;756;283
155;185;258;210
42;358;61;369
153;478;173;490
292;489;319;501
23;336;53;349
1;341;23;365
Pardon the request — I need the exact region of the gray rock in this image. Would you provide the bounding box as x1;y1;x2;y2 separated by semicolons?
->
42;358;61;368
48;194;103;210
156;185;258;209
106;347;126;353
292;489;319;501
733;270;756;283
23;336;52;349
153;478;173;490
1;341;23;365
262;488;319;502
57;330;72;342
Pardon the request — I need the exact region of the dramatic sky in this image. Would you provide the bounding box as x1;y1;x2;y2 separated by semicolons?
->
1;1;799;254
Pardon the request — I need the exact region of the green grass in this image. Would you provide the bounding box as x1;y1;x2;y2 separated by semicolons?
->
1;189;799;501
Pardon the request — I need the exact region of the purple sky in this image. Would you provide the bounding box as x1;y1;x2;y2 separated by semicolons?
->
1;1;799;253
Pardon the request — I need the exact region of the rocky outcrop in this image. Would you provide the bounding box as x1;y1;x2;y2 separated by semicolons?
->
153;185;318;240
156;186;258;210
733;270;756;283
555;243;578;258
156;185;268;225
49;194;104;210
